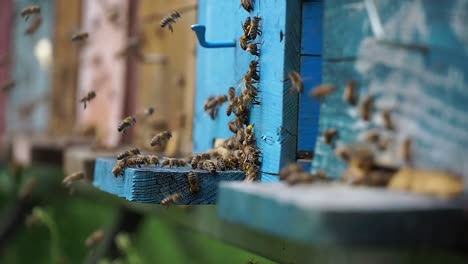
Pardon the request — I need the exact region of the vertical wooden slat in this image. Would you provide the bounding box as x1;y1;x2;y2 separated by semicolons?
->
0;0;12;140
49;0;81;136
77;0;129;147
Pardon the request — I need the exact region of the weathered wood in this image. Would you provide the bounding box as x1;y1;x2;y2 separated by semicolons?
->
76;0;129;147
93;158;245;204
49;0;81;136
9;0;54;134
218;182;468;250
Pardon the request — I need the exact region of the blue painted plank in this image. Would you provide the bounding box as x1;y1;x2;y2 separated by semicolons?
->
93;158;245;204
195;0;302;178
9;0;54;134
298;56;322;152
301;1;323;55
324;0;468;59
218;182;467;247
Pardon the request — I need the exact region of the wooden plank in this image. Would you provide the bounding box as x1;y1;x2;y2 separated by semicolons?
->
0;0;12;141
218;182;468;250
324;0;468;59
49;0;81;136
76;0;129;147
9;0;54;134
134;0;197;155
93;158;245;204
301;1;323;56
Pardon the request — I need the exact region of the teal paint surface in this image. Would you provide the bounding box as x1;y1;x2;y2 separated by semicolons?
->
9;0;54;134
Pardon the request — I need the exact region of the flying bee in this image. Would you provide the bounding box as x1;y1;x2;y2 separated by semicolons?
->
20;5;40;21
402;138;412;164
187;171;200;194
360;95;374;121
25;15;42;35
248;16;262;40
288;71;303;94
323;128;338;144
161;193;182;208
246;42;260;56
279;163;304;180
62;171;85;188
143;106;155;116
204;95;228;120
71;32;89;42
112;160;126;177
381;108;394;130
160;11;181;32
239;36;249;50
85;229;105;249
242;17;252;37
203;160;217;173
0;80;15;94
117;116;137;133
117;148;140;160
241;0;255;12
344;80;358;105
150;130;172;148
146;155;160;166
161;158;188;168
79;91;96;109
309;84;336;99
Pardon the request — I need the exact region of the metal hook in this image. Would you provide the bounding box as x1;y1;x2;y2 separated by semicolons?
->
191;24;236;48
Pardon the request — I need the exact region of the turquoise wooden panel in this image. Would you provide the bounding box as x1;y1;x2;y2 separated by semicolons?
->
324;0;468;59
93;158;245;204
9;0;54;134
194;0;302;178
0;0;13;137
312;0;468;184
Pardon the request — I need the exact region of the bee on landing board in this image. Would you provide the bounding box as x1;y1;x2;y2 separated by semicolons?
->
117;148;140;160
146;155;160;166
161;193;182;208
62;171;85;188
187;171;200;194
160;11;181;32
112;160;126;177
161;158;187;168
71;32;89;42
240;0;255;12
20;5;40;21
203;160;217;174
288;71;304;94
118;116;137;133
150;131;172;148
248;16;262;40
79;90;96;109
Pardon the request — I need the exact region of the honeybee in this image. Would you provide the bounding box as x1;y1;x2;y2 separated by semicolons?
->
160;11;181;32
288;71;303;94
309;84;336;99
161;158;188;168
25;15;42;35
146;155;160;166
79;91;96;109
242;17;252;37
364;130;380;144
71;32;89;42
323;128;338;144
203;160;217;173
0;80;15;94
279;163;304;180
245;164;259;181
113;160;126;177
125;155;149;168
248;16;262;40
85;229;105;248
150;130;172;148
204;95;228;120
216;158;227;171
118;116;137;133
117;148;140;160
360;95;374;121
240;36;249;50
241;0;255;12
187;171;200;194
20;5;40;21
161;193;182;208
335;146;351;161
247;62;260;81
381;108;394;130
62;171;85;188
143;106;155;116
228;120;241;133
246;42;260;56
402;138;412;164
343;80;358;105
